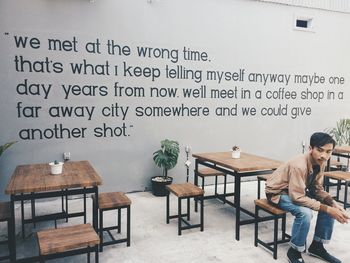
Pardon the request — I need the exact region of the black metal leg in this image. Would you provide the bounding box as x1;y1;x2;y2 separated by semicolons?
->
87;250;90;263
127;205;131;247
65;189;68;222
214;176;218;196
21;197;25;239
178;197;182;236
234;173;241;240
92;195;96;232
95;244;99;263
84;190;87;224
200;195;204;231
166;194;170;224
273;217;278;259
10;196;16;263
187;197;190;220
254;205;258;247
99;209;103;252
31;194;36;228
117;208;121;233
194;160;199;212
282;214;286;240
345;181;349;210
93;186;99;231
257;178;261;199
223;175;227;204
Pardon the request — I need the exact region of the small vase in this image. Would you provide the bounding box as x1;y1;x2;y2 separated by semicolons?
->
49;162;64;175
231;151;241;159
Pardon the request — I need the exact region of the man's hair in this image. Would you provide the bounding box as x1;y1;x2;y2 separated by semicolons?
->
310;132;336;149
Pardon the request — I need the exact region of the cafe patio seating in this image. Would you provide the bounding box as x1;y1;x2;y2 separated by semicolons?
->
166;182;204;235
0;202;12;262
254;199;290;259
324;171;350;210
92;192;131;252
196;167;230;203
37;223;99;263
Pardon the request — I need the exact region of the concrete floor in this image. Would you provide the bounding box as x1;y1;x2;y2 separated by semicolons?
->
1;181;350;263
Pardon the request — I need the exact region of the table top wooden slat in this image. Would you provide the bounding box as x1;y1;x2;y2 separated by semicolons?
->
5;160;102;195
192;152;282;172
333;146;350;154
324;171;350;181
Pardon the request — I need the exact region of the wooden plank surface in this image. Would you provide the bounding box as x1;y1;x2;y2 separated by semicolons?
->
192;152;282;172
37;223;99;255
5;161;102;195
166;183;204;197
197;167;225;177
325;171;350;181
99;192;131;209
255;199;286;215
333;146;350;154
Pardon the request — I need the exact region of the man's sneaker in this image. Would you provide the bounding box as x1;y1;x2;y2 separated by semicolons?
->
308;242;341;263
287;247;305;263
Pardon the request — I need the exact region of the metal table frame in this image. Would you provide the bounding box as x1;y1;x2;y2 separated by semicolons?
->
6;161;101;263
194;159;274;240
9;186;99;263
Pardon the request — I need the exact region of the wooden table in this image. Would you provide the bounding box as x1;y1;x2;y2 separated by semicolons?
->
5;160;102;263
330;145;350;171
192;151;282;241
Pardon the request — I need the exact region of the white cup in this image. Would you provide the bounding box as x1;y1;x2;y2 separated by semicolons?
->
231;151;241;159
49;162;64;175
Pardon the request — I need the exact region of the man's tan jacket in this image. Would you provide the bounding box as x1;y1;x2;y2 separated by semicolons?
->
265;153;333;212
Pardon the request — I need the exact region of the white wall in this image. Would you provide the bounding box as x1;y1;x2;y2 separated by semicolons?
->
1;0;350;199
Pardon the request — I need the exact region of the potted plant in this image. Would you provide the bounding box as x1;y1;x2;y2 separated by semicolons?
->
326;119;350;146
151;139;180;196
0;141;17;157
231;145;241;159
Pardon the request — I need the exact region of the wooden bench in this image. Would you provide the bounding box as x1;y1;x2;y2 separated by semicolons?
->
166;183;204;235
254;199;290;260
92;192;131;252
0;202;11;261
324;171;350;209
329;159;345;171
196;168;233;204
37;223;99;263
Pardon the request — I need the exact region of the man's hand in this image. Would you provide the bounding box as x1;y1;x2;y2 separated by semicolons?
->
332;201;346;212
327;206;350;224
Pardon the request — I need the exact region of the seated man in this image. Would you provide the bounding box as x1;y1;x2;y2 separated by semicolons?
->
265;132;349;263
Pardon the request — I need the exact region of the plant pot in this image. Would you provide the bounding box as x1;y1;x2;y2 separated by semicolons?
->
151;176;173;196
49;162;64;175
231;151;241;159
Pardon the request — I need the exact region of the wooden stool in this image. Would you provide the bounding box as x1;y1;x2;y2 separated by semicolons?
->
0;202;11;261
92;192;131;252
37;223;99;263
257;174;269;199
196;168;231;203
329;159;345;171
324;171;350;209
166;183;204;235
254;199;290;260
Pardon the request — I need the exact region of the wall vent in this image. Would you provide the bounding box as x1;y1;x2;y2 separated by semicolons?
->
294;16;314;32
